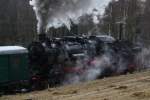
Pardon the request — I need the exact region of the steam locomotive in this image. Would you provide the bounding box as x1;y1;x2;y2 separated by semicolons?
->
0;34;141;93
28;34;141;87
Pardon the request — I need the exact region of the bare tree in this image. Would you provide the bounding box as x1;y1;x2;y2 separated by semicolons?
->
101;0;144;42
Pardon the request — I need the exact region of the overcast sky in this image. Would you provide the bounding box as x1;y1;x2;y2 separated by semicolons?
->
94;0;111;14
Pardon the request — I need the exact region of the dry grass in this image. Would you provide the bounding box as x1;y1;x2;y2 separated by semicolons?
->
1;70;150;100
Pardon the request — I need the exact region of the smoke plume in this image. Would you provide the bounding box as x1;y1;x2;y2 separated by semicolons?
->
29;0;111;34
136;47;150;70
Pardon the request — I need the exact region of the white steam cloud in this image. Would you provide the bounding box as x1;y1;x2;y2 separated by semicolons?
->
63;54;114;85
29;0;111;34
136;47;150;70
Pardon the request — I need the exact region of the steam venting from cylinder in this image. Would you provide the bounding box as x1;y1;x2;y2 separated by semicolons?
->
29;0;111;34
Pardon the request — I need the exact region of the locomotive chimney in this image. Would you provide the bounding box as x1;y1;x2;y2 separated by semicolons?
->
38;33;47;43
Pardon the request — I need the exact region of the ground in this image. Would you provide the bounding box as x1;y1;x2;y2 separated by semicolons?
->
1;70;150;100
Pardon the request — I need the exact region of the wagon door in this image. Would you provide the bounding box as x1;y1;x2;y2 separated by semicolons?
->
9;54;29;82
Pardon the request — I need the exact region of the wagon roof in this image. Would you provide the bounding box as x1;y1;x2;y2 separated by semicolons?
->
0;46;28;55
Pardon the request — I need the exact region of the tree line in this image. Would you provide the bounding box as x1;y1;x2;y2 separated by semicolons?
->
0;0;36;46
48;0;150;46
100;0;149;45
0;0;150;46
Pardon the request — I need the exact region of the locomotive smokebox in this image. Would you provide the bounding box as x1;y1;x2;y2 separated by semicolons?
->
38;33;47;43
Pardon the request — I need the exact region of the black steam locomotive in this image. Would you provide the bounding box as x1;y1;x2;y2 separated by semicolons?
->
27;34;141;89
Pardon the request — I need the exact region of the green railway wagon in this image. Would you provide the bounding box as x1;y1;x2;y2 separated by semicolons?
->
0;46;30;88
